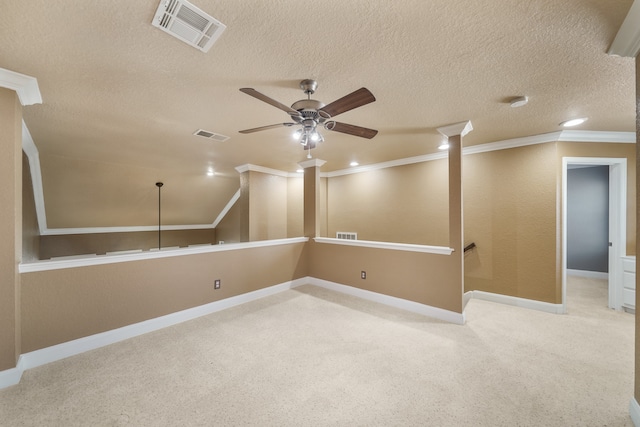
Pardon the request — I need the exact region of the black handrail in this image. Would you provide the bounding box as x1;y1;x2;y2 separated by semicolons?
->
464;242;476;253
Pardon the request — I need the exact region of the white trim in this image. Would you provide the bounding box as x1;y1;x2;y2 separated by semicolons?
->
234;163;290;177
308;277;465;325
22;121;48;234
465;132;562;155
0;67;42;106
0;277;308;390
313;237;454;255
463;290;473;308
609;0;640;57
468;290;564;314
324;152;447;177
212;189;240;228
437;120;473;138
20;237;309;272
566;269;609;280
298;158;327;169
558;130;636;143
0;356;25;389
630;397;640;427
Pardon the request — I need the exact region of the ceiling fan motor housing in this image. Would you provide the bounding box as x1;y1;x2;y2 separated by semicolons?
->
299;79;318;95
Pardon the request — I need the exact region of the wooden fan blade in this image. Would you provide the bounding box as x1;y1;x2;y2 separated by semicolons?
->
325;121;378;139
239;123;295;134
319;87;376;118
239;88;301;116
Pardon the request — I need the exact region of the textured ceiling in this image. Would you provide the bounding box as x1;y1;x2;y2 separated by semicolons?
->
0;0;636;229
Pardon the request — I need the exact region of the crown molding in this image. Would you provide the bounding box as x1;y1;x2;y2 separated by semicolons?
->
298;158;327;169
234;163;290;177
324;152;447;178
608;0;640;57
557;130;636;143
0;67;42;106
437;120;473;138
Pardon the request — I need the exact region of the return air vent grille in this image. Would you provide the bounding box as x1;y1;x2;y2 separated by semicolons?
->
336;232;358;240
193;129;230;141
152;0;226;53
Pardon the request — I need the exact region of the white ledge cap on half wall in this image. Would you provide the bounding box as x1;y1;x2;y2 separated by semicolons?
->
437;121;473;138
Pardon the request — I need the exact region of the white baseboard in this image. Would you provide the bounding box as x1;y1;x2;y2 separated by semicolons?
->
307;277;465;325
467;290;564;314
463;291;473;308
0;278;307;390
630;397;640;426
0;276;465;390
566;269;608;280
0;356;25;389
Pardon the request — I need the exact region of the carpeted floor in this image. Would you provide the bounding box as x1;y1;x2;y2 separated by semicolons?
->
0;276;634;426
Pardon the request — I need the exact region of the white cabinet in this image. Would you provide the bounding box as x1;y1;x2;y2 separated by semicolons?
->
621;256;636;311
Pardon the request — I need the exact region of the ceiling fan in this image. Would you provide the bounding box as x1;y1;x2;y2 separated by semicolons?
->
238;79;378;151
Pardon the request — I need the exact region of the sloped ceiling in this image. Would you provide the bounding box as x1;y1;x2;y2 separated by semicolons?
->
0;0;635;230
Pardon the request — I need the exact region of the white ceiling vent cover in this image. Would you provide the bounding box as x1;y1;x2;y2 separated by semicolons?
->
193;129;230;142
152;0;226;53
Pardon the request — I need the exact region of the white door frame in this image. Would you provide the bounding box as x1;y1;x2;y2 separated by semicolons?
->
561;157;627;313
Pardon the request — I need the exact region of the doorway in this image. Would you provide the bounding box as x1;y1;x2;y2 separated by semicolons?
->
561;157;627;313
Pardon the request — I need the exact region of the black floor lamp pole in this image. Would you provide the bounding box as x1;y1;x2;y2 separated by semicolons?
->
156;182;163;249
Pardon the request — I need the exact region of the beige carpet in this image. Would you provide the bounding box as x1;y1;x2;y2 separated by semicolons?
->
0;276;634;426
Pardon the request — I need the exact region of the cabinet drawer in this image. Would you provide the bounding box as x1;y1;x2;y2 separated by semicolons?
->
624;271;636;290
623;288;636;308
622;257;636;273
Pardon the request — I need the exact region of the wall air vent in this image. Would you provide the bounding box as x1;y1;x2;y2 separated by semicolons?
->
336;232;358;240
193;129;230;142
152;0;226;53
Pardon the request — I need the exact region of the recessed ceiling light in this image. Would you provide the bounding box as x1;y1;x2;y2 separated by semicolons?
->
438;142;450;150
509;96;528;108
559;117;588;127
207;167;214;177
350;161;359;167
296;169;304;173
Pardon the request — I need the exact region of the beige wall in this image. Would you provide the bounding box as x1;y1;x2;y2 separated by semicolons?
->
249;171;287;241
557;142;636;255
308;241;462;313
21;242;308;352
0;88;22;371
326;161;449;245
22;152;40;263
464;143;559;302
287;176;303;237
40;229;217;259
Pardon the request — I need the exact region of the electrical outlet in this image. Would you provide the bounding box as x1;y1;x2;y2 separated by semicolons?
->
214;279;221;289
361;271;366;279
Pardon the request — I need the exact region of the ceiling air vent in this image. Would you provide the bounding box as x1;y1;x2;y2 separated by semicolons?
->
152;0;226;53
193;129;230;142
